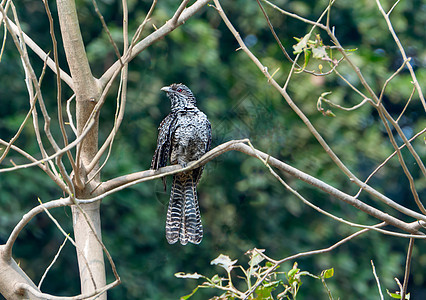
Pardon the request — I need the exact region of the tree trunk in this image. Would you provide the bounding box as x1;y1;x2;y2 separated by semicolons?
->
56;0;106;298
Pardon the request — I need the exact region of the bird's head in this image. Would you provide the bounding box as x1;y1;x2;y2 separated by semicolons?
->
161;83;197;112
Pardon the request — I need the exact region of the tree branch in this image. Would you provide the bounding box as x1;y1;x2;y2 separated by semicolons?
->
90;139;426;234
212;0;426;223
99;0;211;88
3;198;71;260
0;15;73;89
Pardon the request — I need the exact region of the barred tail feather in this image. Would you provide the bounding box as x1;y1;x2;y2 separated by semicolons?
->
182;178;203;244
166;174;203;245
165;176;184;244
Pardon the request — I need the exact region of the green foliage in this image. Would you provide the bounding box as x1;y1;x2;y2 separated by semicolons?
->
175;250;336;300
0;0;425;299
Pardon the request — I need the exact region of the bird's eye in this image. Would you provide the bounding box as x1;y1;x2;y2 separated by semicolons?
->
177;88;182;92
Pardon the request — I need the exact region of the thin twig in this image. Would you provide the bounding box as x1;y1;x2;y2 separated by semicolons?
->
99;0;211;88
378;58;410;104
42;0;77;185
319;96;372;111
130;0;157;47
91;0;123;65
262;0;327;30
171;0;190;26
37;199;97;290
0;15;73;88
396;86;415;123
400;238;414;300
355;128;426;198
38;235;69;289
380;105;426;177
377;107;425;214
0;115;97;173
387;0;401;16
66;94;78;135
3;198;71;259
371;260;384;300
375;0;425;111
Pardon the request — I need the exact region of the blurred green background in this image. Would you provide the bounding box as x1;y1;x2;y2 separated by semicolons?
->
0;0;425;299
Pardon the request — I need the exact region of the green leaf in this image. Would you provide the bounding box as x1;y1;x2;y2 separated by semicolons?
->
211;274;222;284
312;46;328;59
288;267;300;278
180;286;200;300
255;281;280;299
246;249;265;267
325;110;336;117
303;49;312;69
293;34;310;54
386;290;401;299
386;290;410;299
175;272;204;279
211;254;237;272
322;268;334;279
344;47;358;52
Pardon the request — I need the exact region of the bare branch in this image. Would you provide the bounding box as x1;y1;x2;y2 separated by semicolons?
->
378;58;410;104
355;128;426;198
375;0;425;111
400;238;414;300
0;113;97;173
262;0;327;30
246;141;425;239
0;15;73;88
99;0;211;88
91;0;123;65
130;0;157;47
377;108;425;214
66;94;78;135
371;260;384;300
211;0;426;223
171;0;190;26
42;0;78;181
16;280;120;300
396;86;415;123
88;139;426;234
38;235;68;289
3;198;71;260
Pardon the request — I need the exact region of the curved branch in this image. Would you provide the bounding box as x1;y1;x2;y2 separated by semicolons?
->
89;140;425;234
3;198;71;260
0;115;97;173
16;280;120;300
99;0;211;87
0;15;73;89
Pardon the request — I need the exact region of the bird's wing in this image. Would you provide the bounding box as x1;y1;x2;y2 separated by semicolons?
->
151;113;177;170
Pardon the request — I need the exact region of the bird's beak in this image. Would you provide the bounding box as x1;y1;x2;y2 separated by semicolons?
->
161;86;172;93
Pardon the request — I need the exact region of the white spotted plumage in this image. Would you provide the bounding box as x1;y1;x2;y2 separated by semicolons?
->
151;83;211;245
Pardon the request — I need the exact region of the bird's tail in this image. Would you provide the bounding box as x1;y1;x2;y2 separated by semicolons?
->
166;173;203;245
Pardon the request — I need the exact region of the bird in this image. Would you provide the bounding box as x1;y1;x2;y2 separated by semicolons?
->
151;83;212;245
